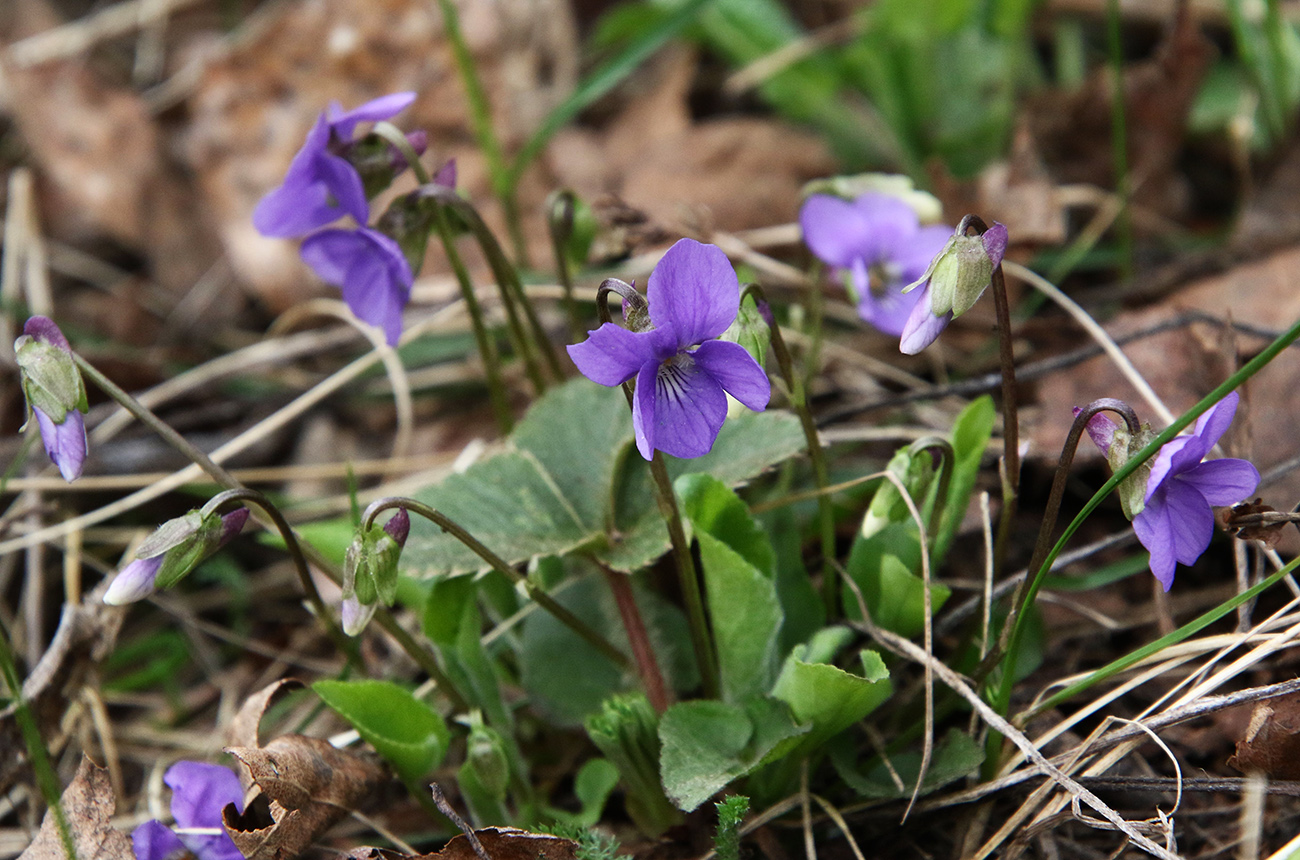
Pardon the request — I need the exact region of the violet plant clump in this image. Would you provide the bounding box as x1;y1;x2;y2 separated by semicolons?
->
14;316;89;482
567;238;771;460
253;93;426;346
799;192;951;336
1083;392;1260;590
899;221;1009;354
132;761;244;860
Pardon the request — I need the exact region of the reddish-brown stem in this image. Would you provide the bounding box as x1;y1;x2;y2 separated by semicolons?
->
601;565;671;713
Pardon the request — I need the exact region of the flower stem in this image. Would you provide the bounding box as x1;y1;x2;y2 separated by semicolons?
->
429;0;528;267
423;185;562;391
0;617;76;860
647;454;720;699
200;488;359;668
431;207;514;433
957;215;1020;578
600;563;671;713
372;122;430;185
746;285;835;614
361;498;629;669
73;354;465;707
907;435;955;545
978;399;1139;772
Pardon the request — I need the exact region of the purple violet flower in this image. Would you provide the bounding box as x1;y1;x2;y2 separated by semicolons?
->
899;223;1008;355
15;316;89;482
132;761;244;860
252;92;416;238
800;193;951;336
299;227;414;346
567;238;771;460
1085;393;1260;591
1132;392;1260;590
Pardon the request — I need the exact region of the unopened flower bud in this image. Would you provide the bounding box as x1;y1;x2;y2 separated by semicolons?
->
105;508;249;604
919;223;1009;319
15;316;89;482
462;713;510;800
341;509;409;635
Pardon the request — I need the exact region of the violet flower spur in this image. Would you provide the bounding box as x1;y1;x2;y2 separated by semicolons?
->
299;227;414;346
567;238;771;460
132;761;244;860
799;192;950;336
252;92;417;238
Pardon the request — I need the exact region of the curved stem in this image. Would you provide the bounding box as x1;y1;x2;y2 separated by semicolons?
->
372;122;430;185
431;208;514;433
74;354;464;707
201;488;358;667
546;189;583;342
745;284;835;612
361;498;629;669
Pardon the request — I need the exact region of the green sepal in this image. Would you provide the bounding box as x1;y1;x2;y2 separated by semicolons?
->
461;711;511;800
1108;421;1157;520
15;336;87;424
152;510;225;591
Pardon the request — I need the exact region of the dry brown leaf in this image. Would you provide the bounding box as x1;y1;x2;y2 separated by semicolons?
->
0;589;124;796
17;756;133;860
1228;693;1300;779
545;47;836;239
222;680;387;860
339;828;578;860
227;678;305;752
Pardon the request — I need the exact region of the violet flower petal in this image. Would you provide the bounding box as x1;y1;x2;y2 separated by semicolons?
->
849;192;919;262
566;323;676;387
1178;458;1261;506
982;222;1009;268
1131;492;1177;591
300;228;413;346
34;406;86;482
800;195;872;269
858;279;925;337
1161;482;1217;566
132;820;186;860
691;339;771;411
634;358;727;460
898;285;953;355
327;92;417;140
647;239;739;347
104;556;164;605
894;224;953;283
165;762;244;860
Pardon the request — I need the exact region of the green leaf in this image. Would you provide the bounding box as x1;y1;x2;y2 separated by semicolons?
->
678;473;775;575
830;727;984;799
696;531;783;703
313;679;449;782
767;650;891;761
844;543;950;639
934;395;995;564
659;698;804;812
402;380;805;577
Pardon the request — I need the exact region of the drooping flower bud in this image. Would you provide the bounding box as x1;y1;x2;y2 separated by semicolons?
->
917;223;1009;319
15;316;89;482
461;711;510;800
341;508;409;635
104;508;249;604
